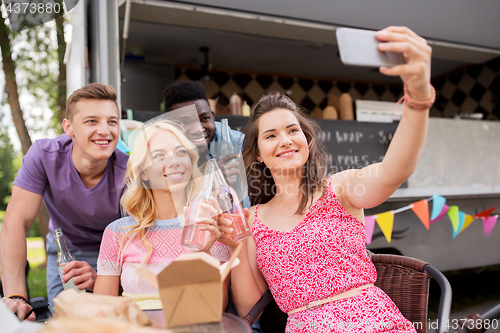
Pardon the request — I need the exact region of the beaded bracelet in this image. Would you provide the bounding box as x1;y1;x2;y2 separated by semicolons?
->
395;84;436;121
8;294;29;303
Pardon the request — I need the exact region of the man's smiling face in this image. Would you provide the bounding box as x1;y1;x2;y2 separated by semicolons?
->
169;99;215;156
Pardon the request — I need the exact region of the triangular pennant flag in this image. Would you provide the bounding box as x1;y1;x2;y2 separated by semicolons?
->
431;195;446;221
375;211;394;243
483;215;498;237
448;206;460;238
474;206;498;219
430;204;450;224
458;214;475;234
411;199;429;229
456;211;465;237
364;216;376;245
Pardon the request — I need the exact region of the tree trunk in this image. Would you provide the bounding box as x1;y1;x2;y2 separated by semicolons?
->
0;13;50;258
55;13;66;123
0;15;31;154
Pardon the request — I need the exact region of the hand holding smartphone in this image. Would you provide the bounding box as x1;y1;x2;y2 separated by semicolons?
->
336;28;405;68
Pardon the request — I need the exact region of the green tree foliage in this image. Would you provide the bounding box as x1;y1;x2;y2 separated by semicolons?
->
14;21;64;133
0;127;15;210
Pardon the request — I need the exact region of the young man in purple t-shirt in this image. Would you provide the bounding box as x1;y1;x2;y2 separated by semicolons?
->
0;83;128;320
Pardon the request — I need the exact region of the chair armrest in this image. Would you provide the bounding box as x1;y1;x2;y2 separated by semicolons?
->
243;290;273;325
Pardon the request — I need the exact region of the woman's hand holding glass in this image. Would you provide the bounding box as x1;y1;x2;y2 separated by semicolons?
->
183;197;222;253
217;208;250;249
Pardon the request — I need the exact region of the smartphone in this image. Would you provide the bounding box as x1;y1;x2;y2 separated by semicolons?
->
336;28;405;67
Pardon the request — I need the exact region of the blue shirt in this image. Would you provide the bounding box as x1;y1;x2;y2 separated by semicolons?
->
209;120;245;158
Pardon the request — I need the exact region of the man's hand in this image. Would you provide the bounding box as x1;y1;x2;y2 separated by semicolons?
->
60;261;97;291
2;297;35;321
217;154;239;184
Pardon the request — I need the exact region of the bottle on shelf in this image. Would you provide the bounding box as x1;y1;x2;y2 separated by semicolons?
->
229;92;242;115
241;100;251;117
181;159;216;250
53;228;79;291
213;162;251;242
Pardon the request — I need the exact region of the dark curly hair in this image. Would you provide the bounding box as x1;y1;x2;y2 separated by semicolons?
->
242;92;329;214
162;81;209;112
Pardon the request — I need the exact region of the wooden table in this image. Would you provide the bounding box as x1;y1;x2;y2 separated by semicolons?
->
145;310;252;333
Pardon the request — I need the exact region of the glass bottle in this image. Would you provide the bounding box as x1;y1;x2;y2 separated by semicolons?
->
181;159;216;250
217;119;247;200
213;162;251;242
53;228;79;291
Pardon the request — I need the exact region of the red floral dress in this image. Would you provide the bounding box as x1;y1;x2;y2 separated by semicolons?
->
253;180;416;332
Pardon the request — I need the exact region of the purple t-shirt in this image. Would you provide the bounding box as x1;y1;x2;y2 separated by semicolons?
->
13;134;128;250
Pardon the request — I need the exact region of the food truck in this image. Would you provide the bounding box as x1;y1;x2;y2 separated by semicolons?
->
66;0;500;271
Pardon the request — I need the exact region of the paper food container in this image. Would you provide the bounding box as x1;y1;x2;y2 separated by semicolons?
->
136;243;242;328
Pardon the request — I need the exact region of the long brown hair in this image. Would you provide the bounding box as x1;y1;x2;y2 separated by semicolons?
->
242;92;328;214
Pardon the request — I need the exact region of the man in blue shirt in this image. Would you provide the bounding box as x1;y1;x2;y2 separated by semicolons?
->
162;81;244;162
162;81;249;206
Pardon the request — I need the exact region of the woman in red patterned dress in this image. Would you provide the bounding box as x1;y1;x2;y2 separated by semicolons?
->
220;27;434;332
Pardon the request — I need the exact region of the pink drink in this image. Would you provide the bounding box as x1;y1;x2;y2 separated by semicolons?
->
221;212;251;242
181;225;209;251
181;201;209;250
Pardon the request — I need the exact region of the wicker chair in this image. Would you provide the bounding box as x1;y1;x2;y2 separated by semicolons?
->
244;252;452;333
369;251;452;333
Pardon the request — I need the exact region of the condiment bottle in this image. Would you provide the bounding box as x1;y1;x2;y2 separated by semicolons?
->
229;93;242;115
241;101;251;117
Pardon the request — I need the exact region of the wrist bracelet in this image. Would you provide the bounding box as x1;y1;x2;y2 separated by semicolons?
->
8;294;29;304
395;84;436;121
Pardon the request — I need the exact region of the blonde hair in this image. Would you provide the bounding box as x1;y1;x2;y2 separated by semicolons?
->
118;119;203;266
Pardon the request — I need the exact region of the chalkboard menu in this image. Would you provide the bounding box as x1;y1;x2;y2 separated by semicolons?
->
215;115;401;185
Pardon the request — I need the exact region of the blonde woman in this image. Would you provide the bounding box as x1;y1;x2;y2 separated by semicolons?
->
94;119;230;310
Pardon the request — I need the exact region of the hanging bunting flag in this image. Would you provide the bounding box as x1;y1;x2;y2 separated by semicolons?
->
447;206;460;238
376;211;394;243
483;215;498;237
474;206;498;219
365;194;497;243
458;214;475;235
411;199;430;229
431;194;446;221
365;215;376;245
457;211;465;236
430;204;450;224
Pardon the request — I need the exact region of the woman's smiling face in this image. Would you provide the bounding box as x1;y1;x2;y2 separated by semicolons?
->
257;108;309;174
141;130;193;193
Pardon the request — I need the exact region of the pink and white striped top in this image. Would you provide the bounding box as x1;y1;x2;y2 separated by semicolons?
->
97;216;230;309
